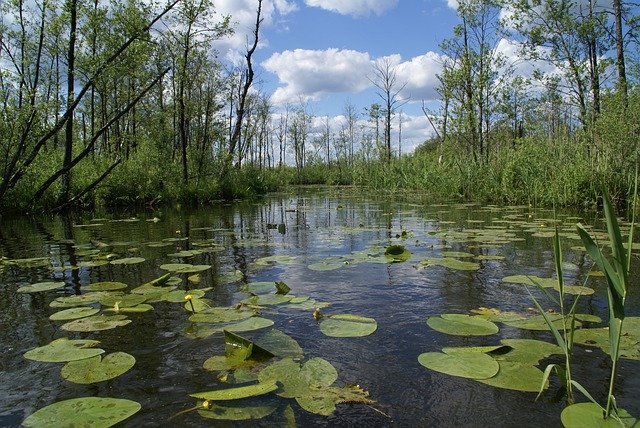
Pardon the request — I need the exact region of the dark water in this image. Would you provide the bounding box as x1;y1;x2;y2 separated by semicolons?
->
1;188;639;427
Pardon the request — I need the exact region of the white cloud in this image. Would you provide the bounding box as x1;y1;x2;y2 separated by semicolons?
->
262;48;373;104
395;52;446;101
304;0;398;16
211;0;298;60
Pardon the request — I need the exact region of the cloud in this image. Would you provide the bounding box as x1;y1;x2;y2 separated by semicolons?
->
395;52;446;101
304;0;398;16
211;0;298;59
262;48;373;104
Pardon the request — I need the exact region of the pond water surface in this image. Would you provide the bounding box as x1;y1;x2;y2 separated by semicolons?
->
1;188;639;427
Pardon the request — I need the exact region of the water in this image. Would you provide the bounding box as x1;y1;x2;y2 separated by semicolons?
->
1;187;639;427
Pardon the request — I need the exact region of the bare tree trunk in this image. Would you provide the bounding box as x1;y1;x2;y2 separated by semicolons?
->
59;0;77;205
613;0;627;101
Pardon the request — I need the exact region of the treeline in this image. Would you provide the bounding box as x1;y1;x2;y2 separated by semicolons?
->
0;0;638;213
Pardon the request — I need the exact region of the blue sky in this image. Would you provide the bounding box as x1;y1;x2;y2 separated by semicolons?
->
212;0;465;150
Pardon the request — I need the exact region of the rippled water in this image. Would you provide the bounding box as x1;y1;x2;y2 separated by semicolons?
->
1;188;639;427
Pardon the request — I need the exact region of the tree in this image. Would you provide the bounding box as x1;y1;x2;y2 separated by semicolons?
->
369;57;408;163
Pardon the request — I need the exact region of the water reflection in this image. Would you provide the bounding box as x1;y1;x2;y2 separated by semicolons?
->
0;189;639;427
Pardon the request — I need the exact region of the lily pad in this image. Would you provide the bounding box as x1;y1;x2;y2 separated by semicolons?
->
104;304;154;314
223;317;275;333
49;307;100;321
503;314;582;331
61;352;136;384
254;255;297;266
495;339;563;365
319;314;378;337
258;357;338;398
17;281;66;293
253;329;304;359
242;294;292;306
110;257;145;265
477;362;547;392
296;385;374;416
22;397;141;427
471;307;527;322
100;294;147;308
161;289;206;303
189;308;255;324
308;258;348;271
384;245;412;262
198;397;278;421
191;381;278;401
561;403;637;427
82;282;128;291
427;314;499;336
61;315;131;332
244;282;277;295
24;338;104;362
160;263;211;273
418;351;499;379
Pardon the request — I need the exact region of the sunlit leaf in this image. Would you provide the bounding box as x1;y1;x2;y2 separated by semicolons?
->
24;338;104;362
82;282;128;291
495;339;563;365
223;317;275;333
477;362;547;392
17;281;66;293
22;397;140;428
427;314;499;336
110;257;145;265
49;307;100;321
258;357;338;399
418;351;499;379
61;352;135;384
320;314;377;337
61;315;131;332
419;257;480;271
253;329;304;359
384;245;412;262
561;402;637;427
189;308;255;323
191;381;278;401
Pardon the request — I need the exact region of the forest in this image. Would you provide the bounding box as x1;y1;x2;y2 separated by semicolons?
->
1;0;639;213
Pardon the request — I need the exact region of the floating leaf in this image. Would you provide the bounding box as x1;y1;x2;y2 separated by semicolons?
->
82;282;128;291
190;381;278;401
17;281;65;293
61;315;131;332
296;384;375;416
49;307;100;321
254;255;297;266
244;282;277;295
308;258;348;271
384;245;412;262
61;352;136;384
100;294;147;308
104;304;154;314
189;308;255;323
477;362;547;392
242;294;292;306
258;357;338;399
197;397;278;421
502;275;558;288
441;251;475;258
110;257;145;265
160;263;211;273
561;403;637;428
225;330;275;363
253;329;304;359
217;269;245;284
418;351;499;379
161;289;206;303
503;314;582;331
50;292;116;308
427;314;499;336
22;397;141;427
223;317;274;333
471;307;527;323
24;338;104;362
495;339;563;365
319;314;378;337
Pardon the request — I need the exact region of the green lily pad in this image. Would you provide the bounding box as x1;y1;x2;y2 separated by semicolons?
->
242;294;292;306
61;315;131;332
225;330;275;363
49;307;100;321
384;245;412;262
253;329;304;359
217;270;245;284
477;362;547;392
198;397;278;421
110;257;145;265
295;385;374;416
503;314;582;331
100;294;147;308
104;304;154;313
471;307;527;322
50;292;116;308
502;274;558;288
561;403;637;427
258;357;338;399
160;263;211;273
441;251;475;258
308;258;348;271
319;314;378;337
22;397;141;427
223;317;275;333
191;381;278;401
82;282;128;291
161;289;206;303
427;314;499;336
189;308;255;323
17;281;66;293
254;255;297;266
495;339;563;365
61;352;136;384
418;351;499;379
24;338;104;362
244;282;277;295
